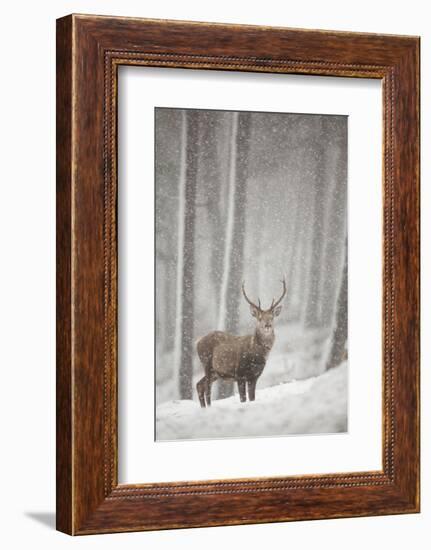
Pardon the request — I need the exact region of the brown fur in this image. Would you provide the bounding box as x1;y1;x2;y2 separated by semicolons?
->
196;281;286;406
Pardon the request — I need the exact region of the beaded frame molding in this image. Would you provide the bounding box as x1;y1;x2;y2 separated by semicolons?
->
56;14;420;535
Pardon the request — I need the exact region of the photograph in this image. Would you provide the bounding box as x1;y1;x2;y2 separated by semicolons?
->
0;0;423;545
155;107;348;441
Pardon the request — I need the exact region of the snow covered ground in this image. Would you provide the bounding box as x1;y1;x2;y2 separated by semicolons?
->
156;362;347;441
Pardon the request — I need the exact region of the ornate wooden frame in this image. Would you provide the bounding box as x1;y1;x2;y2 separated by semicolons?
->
56;14;420;535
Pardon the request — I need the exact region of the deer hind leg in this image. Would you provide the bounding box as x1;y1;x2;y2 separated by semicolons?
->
204;377;212;407
196;376;207;408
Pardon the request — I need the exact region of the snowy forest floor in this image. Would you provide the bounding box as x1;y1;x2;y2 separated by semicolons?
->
156;362;347;441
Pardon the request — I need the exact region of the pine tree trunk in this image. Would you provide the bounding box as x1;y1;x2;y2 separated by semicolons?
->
319;119;348;327
304;118;329;328
224;111;251;333
217;111;252;399
200;112;225;306
175;110;199;399
326;240;348;370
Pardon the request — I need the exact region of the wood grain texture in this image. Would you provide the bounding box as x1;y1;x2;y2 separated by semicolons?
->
56;15;73;535
56;14;420;535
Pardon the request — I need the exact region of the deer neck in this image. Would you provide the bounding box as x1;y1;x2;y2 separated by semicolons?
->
254;328;274;354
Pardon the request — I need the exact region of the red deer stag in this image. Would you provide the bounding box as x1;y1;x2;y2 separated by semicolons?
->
196;279;287;407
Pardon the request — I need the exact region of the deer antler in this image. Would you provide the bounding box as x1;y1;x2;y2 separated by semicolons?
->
269;278;287;311
242;281;261;311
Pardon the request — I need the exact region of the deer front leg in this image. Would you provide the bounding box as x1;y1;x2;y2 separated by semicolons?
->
247;377;257;401
237;379;247;403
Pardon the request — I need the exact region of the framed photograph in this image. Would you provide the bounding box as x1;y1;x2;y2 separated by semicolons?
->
56;14;420;535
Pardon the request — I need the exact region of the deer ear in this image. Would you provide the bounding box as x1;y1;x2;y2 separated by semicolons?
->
273;305;282;317
250;305;260;318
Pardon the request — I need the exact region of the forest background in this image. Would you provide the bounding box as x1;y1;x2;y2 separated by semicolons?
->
155;108;348;405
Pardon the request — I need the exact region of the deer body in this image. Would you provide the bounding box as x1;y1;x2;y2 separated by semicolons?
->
196;280;286;407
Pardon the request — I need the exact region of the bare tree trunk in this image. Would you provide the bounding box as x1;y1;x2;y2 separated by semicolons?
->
155;112;181;353
155;260;166;351
304;117;329;328
282;125;309;321
200;112;225;306
217;111;252;399
319;120;348;327
217;113;238;331
174;110;199;399
164;259;176;352
286;181;306;320
254;198;267;301
297;180;315;323
224;111;251;331
326;239;348;370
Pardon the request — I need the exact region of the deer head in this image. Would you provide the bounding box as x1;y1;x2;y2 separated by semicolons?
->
242;279;287;336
